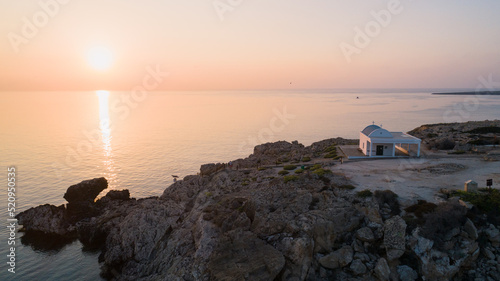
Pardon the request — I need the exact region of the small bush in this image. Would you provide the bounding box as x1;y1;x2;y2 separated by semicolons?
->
324;144;337;153
403;215;420;235
374;190;400;215
339;184;356;190
420;201;467;249
278;170;289;175
257;167;268;171
283;175;299;183
324;152;337;159
405;200;437;218
313;168;331;177
301;156;311;162
311;164;322;171
453;189;500;213
357;189;373;198
283;165;297;171
294;169;304;174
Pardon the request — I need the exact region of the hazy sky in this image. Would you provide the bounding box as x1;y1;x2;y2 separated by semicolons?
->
1;0;499;91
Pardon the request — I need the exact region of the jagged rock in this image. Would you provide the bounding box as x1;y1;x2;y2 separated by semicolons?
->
374;258;390;280
352;239;364;253
319;245;353;269
16;204;71;236
485;224;500;244
354;252;370;262
408;120;500;150
483;248;496;260
444;227;460;241
356;227;375;242
275;237;313;280
410;228;480;281
349;259;367;275
383;216;406;261
355;203;383;226
397;265;418;281
200;163;226;176
63;177;107;203
464;218;478;240
312;222;337;253
253;140;303;158
412;230;434;255
207;230;285;281
104;189;130;200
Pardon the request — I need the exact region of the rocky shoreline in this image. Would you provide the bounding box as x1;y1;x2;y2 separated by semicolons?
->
17;123;500;281
409;120;500;153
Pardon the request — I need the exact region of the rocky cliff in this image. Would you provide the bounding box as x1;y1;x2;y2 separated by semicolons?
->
408;120;500;152
17;138;500;281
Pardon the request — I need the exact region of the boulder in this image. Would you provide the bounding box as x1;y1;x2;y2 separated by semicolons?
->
319;245;353;269
482;248;496;260
374;258;390;280
16;204;71;236
63;177;107;203
383;215;406;261
397;265;418;281
463;218;478;240
485;224;500;245
312;222;337;253
355;203;383;226
356;227;375;242
275;237;313;280
97;189;131;205
349;259;367;275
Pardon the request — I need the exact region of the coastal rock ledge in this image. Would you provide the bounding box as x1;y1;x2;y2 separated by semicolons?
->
16;135;500;281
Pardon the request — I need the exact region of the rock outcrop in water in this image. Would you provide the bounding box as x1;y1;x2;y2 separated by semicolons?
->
16;137;500;281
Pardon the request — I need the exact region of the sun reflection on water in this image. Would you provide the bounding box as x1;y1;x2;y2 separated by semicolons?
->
96;90;117;189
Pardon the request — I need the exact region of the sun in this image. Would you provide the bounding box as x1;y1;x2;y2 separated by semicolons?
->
87;47;113;71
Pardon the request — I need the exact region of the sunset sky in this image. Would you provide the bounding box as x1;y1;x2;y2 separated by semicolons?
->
1;0;499;91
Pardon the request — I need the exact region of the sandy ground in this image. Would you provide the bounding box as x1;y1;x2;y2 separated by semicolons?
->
330;152;500;205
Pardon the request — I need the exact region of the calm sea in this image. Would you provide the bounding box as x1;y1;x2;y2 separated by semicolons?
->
1;89;500;280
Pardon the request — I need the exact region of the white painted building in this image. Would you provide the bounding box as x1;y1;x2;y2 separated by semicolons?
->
359;125;421;157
